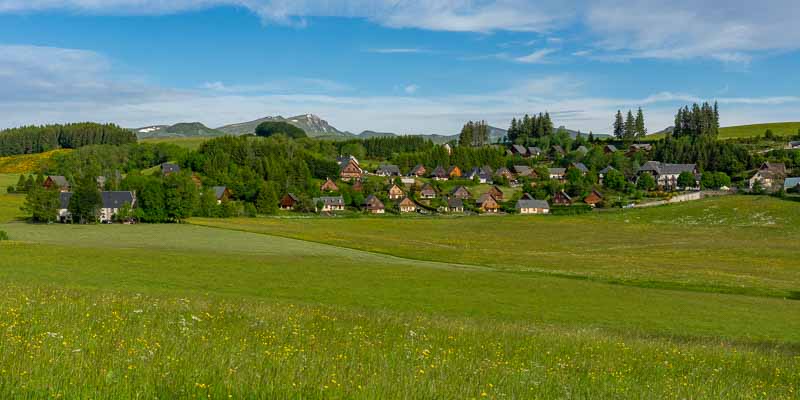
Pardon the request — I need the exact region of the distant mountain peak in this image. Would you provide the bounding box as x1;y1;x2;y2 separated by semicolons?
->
217;113;348;137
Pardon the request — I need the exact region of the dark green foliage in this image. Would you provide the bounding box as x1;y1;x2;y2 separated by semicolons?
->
507;113;554;145
46;142;186;177
549;204;593;215
68;176;102;224
459;121;490;147
672;102;719;138
255;122;307;139
163;173;199;222
334;136;435;159
655;135;753;175
255;182;278;215
637;173;656;191
22;186;60;223
677;171;697;189
603;169;627;191
623;111;636;142
0;230;7;241
0;123;136;156
635;108;647;139
613;111;624;139
701;172;732;189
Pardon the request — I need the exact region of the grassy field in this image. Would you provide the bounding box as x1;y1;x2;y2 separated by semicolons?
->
139;136;212;150
192;196;800;298
1;197;799;397
0;149;70;174
0;174;25;222
719;122;800;139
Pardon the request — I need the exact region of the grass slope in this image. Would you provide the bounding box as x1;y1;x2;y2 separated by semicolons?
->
719;122;800;139
139;136;211;150
0;149;70;174
192;196;800;298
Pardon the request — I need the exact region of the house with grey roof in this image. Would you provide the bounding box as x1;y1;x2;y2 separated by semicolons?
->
749;162;787;192
44;176;70;192
784;177;800;192
528;147;543;157
571;162;589;175
786;141;800;150
549;168;566;181
637;161;698;190
465;167;492;184
161;163;181;176
213;186;232;204
58;191;136;223
376;164;402;177
430;166;449;181
313;196;346;212
515;199;550;214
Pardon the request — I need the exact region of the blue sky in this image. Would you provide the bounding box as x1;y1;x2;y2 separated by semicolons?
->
0;1;798;134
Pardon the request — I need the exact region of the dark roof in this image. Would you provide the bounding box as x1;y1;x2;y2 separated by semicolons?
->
495;166;512;175
549;168;566;175
420;183;437;195
161;163;180;174
572;162;589;172
790;141;800;147
511;144;528;154
48;175;69;187
363;194;385;209
552;145;565;154
376;164;401;175
447;198;464;208
476;193;496;204
466;167;492;180
760;162;787;175
283;193;299;202
516;199;549;209
513;165;533;176
430;166;448;178
576;145;589;153
638;161;696;175
528;146;542;155
313;196;345;206
599;166;616;174
409;164;426;175
59;192;73;209
101;191;135;209
213;186;228;200
604;144;618;152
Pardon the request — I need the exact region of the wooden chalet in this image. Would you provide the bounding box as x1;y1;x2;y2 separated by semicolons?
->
388;184;405;200
363;195;385;214
313;196;345;212
748;162;787;192
584;190;603;207
448;166;462;179
43;175;70;192
338;156;363;182
376;164;402;177
476;194;500;213
280;193;299;210
450;186;472;200
398;197;417;213
351;180;364;192
488;185;504;202
575;145;589;154
551;145;566;157
409;164;427;177
528;147;543;157
420;183;437;199
320;178;339;192
513;165;535;178
603;144;618;154
446;198;464;213
430;166;449;181
495;167;514;180
553;190;573;206
637;161;698;190
511;144;528;157
626;143;653;156
213;186;232;204
571;162;589;176
549;168;566;181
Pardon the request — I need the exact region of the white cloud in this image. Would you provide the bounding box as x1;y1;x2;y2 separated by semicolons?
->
514;48;557;64
404;84;420;95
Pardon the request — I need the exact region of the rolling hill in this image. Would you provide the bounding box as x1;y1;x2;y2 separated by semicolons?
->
135;122;223;139
216;114;348;137
719;122;800;139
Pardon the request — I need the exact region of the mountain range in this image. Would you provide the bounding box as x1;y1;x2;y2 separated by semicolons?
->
134;113;603;143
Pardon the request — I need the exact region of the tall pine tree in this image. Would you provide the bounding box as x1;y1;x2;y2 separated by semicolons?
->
613;110;624;139
635;107;646;139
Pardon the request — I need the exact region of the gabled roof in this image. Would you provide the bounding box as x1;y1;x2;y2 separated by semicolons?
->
282;193;299;202
161;163;180;174
466;167;492;179
409;164;426;175
451;186;471;196
760;162;787;175
604;144;618;152
552;145;565;154
516;199;549;210
528;146;542;155
447;198;464;208
638;161;696;175
630;143;653;151
511;144;528;155
376;164;401;176
572;162;589;173
313;196;345;206
513;165;533;176
476;193;497;205
430;166;448;178
447;165;461;175
549;168;566;175
398;197;416;207
599;166;616;174
363;194;384;209
47;175;69;187
576;145;589;154
420;183;437;195
213;186;229;200
101;191;135;208
555;190;572;201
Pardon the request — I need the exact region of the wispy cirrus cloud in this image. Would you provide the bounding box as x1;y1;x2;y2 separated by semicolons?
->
514;48;558;64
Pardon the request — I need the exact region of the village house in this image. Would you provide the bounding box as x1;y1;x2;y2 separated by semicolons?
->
58;191;136;223
571;162;589;176
408;164;427;177
598;166;616;185
351;180;364;192
528;147;543;157
398;197;417;213
212;186;232;204
603;144;618;154
627;143;653;156
553;190;573;206
549;168;566;182
476;193;500;213
495;167;514;181
376;164;402;177
388;184;405;200
584;190;604;207
363;195;385;214
279;193;299;210
488;186;504;202
515;199;550;214
551;145;566;157
338;156;363;182
313;196;345;212
320;178;339;192
637;161;698;190
511;144;528;157
465;167;492;184
446;198;464;213
161;163;181;177
513;165;535;178
575;145;589;154
430;166;449;181
784;177;800;193
748;162;787;192
43;175;70;192
787;141;800;150
420;183;437;199
450;186;471;200
448;166;462;179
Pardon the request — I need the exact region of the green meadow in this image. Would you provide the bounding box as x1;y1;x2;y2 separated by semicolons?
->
139;136;212;150
0;196;799;398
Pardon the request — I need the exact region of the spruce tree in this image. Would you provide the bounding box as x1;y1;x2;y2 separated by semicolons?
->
635;107;646;139
255;182;278;214
624;110;636;141
68;176;102;224
613;110;624;139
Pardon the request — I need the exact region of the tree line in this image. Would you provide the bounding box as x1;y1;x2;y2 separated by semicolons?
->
613;108;646;141
506;112;555;145
0;123;137;156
